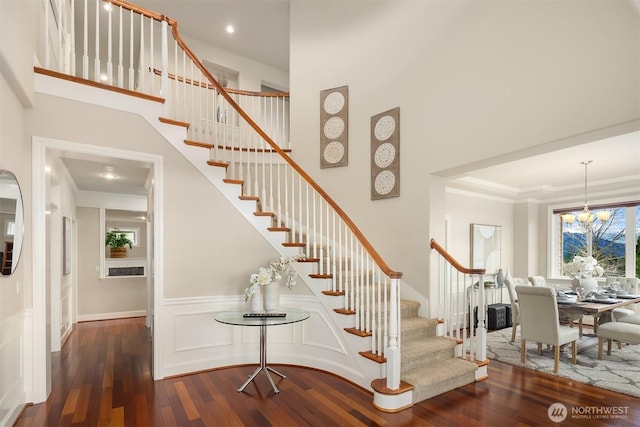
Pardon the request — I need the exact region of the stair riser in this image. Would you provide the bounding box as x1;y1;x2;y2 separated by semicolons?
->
401;348;455;372
411;371;477;403
401;328;437;342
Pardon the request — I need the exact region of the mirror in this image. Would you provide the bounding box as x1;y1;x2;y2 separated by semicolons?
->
0;170;24;276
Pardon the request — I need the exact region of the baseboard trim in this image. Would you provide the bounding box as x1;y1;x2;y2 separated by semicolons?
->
77;310;147;322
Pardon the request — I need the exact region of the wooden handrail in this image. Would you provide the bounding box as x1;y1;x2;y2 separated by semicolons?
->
34;67;166;104
430;239;486;275
98;0;401;279
164;13;402;279
152;69;289;97
105;0;165;22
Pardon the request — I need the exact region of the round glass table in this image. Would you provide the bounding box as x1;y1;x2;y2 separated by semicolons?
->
214;308;310;394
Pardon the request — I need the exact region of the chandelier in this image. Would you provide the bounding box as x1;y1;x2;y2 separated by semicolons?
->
561;160;611;225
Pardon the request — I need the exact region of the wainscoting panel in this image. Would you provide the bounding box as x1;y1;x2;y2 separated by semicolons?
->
162;295;375;389
0;312;26;427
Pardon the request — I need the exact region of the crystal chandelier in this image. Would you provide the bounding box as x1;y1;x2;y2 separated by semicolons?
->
561;160;611;226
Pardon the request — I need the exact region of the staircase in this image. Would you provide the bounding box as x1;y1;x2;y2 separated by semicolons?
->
35;0;486;411
399;301;478;403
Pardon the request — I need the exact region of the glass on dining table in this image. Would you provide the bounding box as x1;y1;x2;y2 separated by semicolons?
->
575;286;587;301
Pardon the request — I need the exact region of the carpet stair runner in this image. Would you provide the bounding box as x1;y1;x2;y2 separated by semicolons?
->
399;300;478;403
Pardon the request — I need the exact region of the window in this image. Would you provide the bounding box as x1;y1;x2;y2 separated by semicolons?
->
555;203;640;279
107;226;140;247
4;220;15;236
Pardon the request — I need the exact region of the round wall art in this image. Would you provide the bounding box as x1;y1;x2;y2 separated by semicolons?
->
370;107;400;200
320;85;349;168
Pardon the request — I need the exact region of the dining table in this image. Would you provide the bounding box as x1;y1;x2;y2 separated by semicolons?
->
556;294;640;364
558;294;640;325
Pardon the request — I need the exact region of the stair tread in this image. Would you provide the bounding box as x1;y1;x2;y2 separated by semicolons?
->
402;358;477;383
401;336;457;355
401;316;438;331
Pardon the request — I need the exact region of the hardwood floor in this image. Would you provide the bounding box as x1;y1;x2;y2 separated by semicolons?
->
15;317;640;426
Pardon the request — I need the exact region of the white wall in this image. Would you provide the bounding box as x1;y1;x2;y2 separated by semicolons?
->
182;35;289;92
26;92;285;300
76;207;146;318
0;36;31;427
445;190;514;276
289;0;640;306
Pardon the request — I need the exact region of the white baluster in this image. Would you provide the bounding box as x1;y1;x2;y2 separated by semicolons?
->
161;20;168;108
70;0;76;76
45;0;50;69
107;3;112;84
138;13;144;91
305;183;310;259
332;210;336;291
56;0;62;72
117;6;123;87
94;0;100;82
318;198;323;275
128;9;134;90
83;0;88;78
149;16;154;95
284;164;289;231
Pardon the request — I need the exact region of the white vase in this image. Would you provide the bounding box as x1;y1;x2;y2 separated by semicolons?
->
496;269;504;287
249;286;264;313
571;275;598;295
263;281;281;313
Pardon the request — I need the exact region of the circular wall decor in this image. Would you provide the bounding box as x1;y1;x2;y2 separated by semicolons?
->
374;170;396;195
323;91;345;115
374;115;396;141
374;142;396;168
323;141;345;164
323;116;345;140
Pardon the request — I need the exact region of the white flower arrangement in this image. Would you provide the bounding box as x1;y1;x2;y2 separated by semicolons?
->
244;255;304;301
563;255;604;278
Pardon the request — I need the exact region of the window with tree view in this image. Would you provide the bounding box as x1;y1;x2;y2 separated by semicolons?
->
558;204;640;278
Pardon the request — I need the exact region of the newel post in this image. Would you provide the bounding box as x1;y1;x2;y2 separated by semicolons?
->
477;273;487;361
385;277;401;389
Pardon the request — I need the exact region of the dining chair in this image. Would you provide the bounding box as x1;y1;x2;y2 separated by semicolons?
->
605;277;639;319
528;276;547;287
504;277;528;342
515;285;579;373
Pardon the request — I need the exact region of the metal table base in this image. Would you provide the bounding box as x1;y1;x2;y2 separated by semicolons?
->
237;324;286;394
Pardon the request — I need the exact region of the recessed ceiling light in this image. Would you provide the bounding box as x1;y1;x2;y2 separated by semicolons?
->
100;73;108;82
226;24;234;34
101;165;118;180
103;3;112;12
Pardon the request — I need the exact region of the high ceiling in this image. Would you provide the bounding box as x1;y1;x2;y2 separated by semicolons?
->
56;1;640;204
446;131;640;203
135;0;290;71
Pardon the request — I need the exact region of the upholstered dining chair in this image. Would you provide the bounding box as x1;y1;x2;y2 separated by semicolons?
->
504;277;528;342
605;277;639;319
528;276;547;287
515;285;579;373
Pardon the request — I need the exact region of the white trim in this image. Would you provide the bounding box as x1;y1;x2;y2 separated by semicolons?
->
32;136;164;403
77;311;146;322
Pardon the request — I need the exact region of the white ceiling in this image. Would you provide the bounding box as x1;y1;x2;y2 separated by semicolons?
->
56;1;640;204
135;0;290;71
446;131;640;203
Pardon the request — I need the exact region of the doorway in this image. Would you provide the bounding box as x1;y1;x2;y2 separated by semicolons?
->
32;137;164;403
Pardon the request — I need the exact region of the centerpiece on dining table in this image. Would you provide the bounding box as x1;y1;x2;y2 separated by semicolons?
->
244;254;304;313
563;255;604;298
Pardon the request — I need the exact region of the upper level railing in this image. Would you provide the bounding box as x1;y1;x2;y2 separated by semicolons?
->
42;0;404;390
430;239;487;362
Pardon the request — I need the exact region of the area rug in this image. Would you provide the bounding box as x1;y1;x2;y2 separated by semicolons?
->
486;327;640;398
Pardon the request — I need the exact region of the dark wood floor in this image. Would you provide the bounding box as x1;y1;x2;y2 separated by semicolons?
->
14;317;640;426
